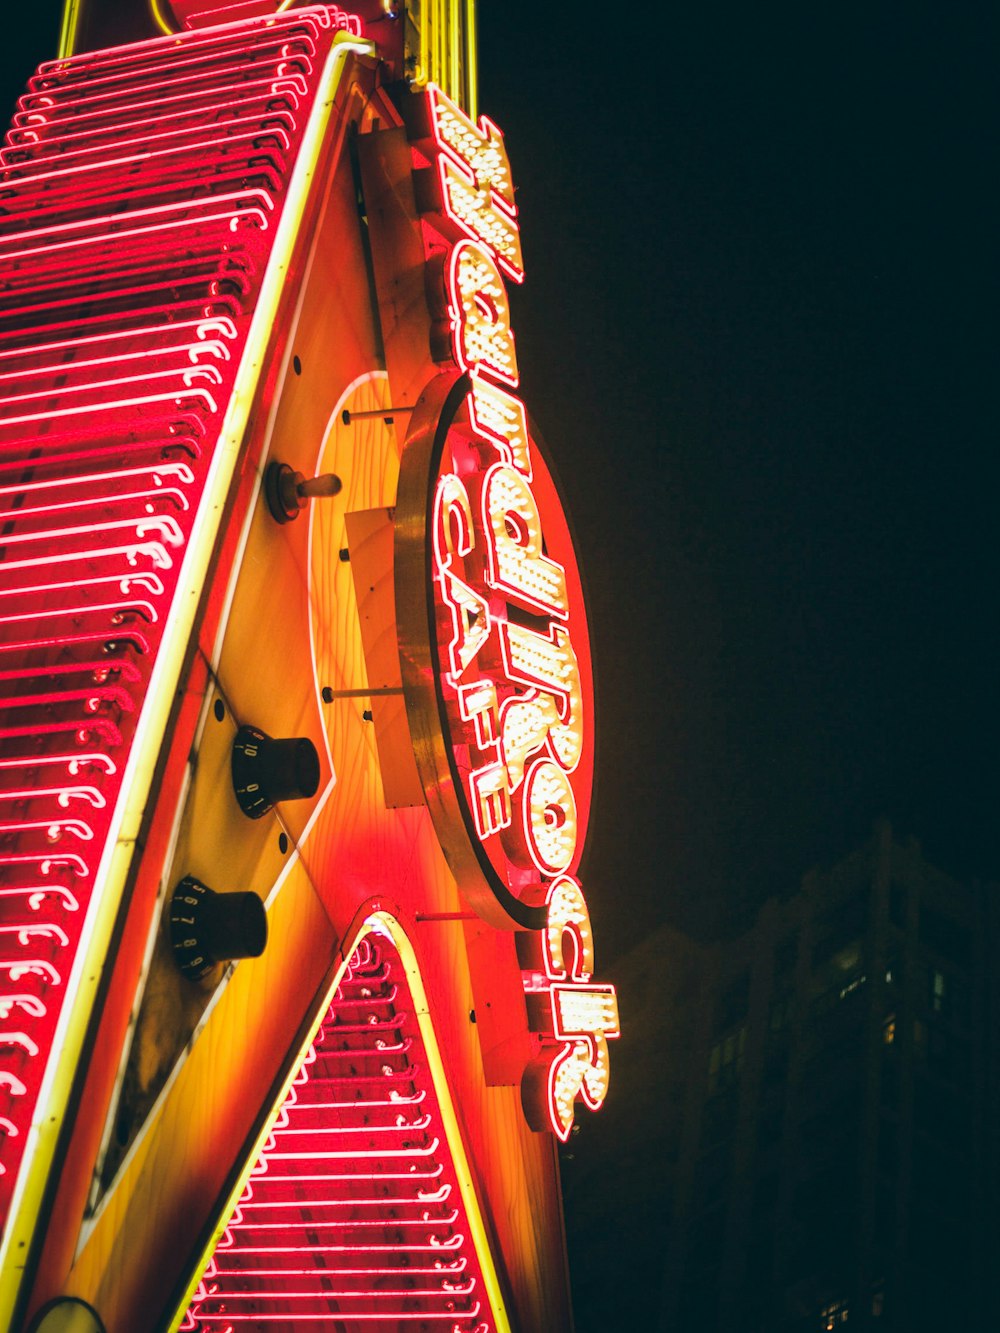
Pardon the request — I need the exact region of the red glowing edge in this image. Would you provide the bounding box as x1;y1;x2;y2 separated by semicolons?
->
180;925;507;1332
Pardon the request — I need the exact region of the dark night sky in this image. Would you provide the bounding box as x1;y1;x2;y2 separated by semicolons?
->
3;4;997;963
475;4;998;956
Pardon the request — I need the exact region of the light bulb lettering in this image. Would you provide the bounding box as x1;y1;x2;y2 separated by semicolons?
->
427;87;523;282
405;88;617;1140
457;680;500;750
437;155;524;282
433;474;491;681
481;464;567;618
432;473;474;565
468;376;531;478
495;693;560;793
499;621;583;772
449;242;518;387
469;762;512;840
543;876;594;982
515;758;577;877
439;568;491;683
546;982;620;1138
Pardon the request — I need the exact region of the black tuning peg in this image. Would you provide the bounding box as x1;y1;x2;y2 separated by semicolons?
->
169;876;267;983
264;460;341;523
231;723;319;819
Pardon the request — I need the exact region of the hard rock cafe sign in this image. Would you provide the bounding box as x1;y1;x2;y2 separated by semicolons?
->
395;88;619;1140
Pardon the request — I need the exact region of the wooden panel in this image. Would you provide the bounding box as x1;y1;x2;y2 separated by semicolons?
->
357;127;437;410
344;504;424;807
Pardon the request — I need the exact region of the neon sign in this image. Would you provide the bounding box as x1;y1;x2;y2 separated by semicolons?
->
518;877;620;1142
181;926;512;1332
0;4;359;1246
396;87;618;1138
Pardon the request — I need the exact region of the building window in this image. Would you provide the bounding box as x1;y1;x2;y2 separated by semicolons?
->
884;946;901;987
821;1297;850;1328
708;1025;746;1093
882;1013;896;1045
810;941;866;1017
925;966;969;1026
839;970;867;1000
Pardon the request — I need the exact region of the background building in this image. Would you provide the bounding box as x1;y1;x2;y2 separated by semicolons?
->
567;823;998;1331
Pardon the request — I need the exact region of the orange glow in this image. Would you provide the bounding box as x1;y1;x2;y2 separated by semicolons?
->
175;918;514;1333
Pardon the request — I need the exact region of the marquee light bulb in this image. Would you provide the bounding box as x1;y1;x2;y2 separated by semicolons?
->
519;758;578;876
449;242;518;387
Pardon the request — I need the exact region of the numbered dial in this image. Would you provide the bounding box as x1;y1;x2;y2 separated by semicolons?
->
231;724;320;819
168;876;268;983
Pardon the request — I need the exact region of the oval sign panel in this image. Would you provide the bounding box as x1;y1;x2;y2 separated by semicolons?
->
396;372;595;930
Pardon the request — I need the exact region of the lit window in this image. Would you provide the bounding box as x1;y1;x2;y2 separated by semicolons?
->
821;1297;850;1328
931;968;946;1013
882;1013;896;1045
839;971;867;1000
884;946;900;986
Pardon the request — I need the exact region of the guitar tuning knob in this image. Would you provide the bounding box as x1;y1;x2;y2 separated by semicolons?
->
169;876;267;983
265;460;342;523
231;724;320;819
